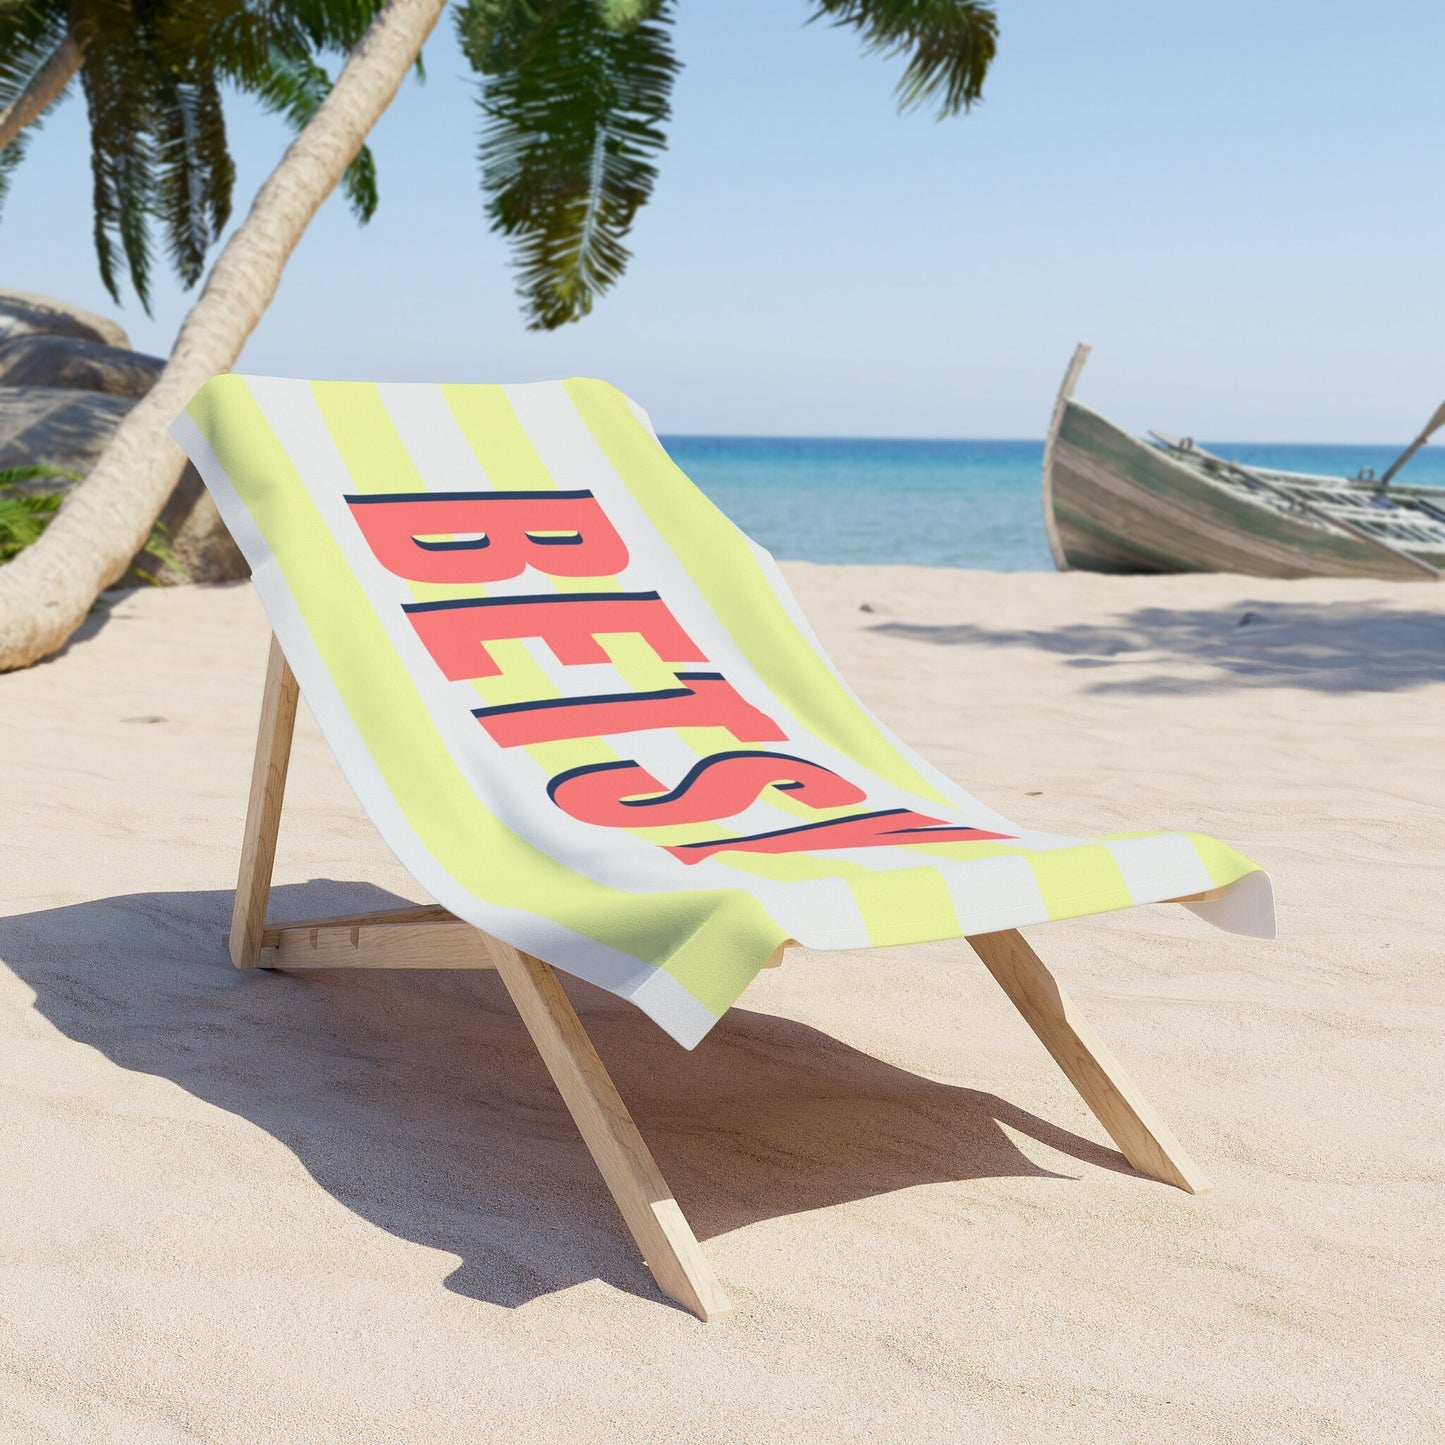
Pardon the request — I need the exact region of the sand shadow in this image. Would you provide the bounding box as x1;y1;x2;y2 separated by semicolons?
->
873;599;1445;694
0;881;1130;1313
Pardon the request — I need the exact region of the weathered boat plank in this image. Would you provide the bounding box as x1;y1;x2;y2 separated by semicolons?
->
1040;350;1445;581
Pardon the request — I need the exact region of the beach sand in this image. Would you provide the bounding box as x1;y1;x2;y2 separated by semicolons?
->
2;567;1442;1442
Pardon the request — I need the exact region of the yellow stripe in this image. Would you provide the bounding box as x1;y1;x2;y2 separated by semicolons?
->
441;384;555;492
311;381;423;493
186;377;785;1017
1182;833;1259;889
562;378;954;810
1024;844;1132;919
717;851;959;945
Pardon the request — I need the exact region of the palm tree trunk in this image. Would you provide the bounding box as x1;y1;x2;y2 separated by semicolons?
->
0;33;84;153
0;0;448;670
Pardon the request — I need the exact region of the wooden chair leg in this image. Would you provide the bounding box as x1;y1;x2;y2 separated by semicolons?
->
230;634;299;969
966;929;1211;1194
488;939;732;1321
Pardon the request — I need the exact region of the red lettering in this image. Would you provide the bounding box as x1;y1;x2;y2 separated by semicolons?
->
406;591;704;681
665;809;1011;864
474;673;787;748
347;489;628;583
548;750;866;827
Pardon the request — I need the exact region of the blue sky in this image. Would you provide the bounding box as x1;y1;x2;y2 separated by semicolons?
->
5;1;1442;440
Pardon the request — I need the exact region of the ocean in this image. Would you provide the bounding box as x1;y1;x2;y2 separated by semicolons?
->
659;436;1445;571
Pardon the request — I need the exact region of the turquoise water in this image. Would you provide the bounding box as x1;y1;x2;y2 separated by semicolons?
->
659;435;1445;571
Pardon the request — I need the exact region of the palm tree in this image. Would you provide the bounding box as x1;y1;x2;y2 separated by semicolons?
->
0;0;997;670
0;0;388;310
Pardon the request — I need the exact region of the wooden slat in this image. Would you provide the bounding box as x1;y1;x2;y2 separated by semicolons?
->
260;918;495;971
1152;433;1442;579
257;902;456;941
967;929;1211;1194
241;905;790;977
229;635;300;969
1041;343;1092;570
488;939;732;1321
1051;404;1439;579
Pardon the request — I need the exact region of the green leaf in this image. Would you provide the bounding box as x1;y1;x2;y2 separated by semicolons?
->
0;471;175;576
810;0;998;118
0;479;63;563
152;69;236;289
0;464;84;485
75;1;160;310
0;0;391;303
595;0;668;29
457;0;680;330
0;6;73;223
0;119;29;220
246;47;380;224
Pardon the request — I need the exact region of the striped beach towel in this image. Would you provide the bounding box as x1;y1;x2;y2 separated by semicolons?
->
172;377;1274;1048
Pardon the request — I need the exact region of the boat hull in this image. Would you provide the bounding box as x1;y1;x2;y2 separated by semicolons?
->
1046;400;1439;581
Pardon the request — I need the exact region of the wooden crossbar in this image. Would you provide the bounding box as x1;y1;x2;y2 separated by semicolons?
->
258;908;495;970
232;906;788;975
228;632;1214;1318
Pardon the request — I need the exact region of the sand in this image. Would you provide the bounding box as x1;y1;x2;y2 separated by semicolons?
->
2;567;1442;1443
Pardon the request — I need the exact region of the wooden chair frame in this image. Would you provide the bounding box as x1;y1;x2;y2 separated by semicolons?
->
227;633;1216;1321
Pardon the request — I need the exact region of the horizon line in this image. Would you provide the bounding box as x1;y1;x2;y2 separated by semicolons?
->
657;432;1425;450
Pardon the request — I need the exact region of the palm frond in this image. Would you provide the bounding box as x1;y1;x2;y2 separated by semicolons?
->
158;0;385;227
152;69;235;288
0;139;25;216
595;0;667;28
159;0;292;85
0;473;177;577
0;3;70;106
0;489;61;562
0;4;73;221
810;0;998;118
246;47;379;222
0;0;399;311
0;463;83;486
457;0;679;330
75;0;159;310
281;0;389;54
0;467;78;563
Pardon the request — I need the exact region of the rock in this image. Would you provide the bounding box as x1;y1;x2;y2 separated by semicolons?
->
0;287;130;350
0;386;133;479
0;290;247;584
0;334;164;397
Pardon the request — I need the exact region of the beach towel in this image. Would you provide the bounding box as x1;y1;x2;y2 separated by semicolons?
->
171;376;1274;1049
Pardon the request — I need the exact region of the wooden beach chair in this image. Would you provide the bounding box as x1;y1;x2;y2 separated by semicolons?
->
173;376;1274;1322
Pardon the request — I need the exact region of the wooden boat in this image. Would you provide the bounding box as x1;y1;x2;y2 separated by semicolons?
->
1042;345;1445;580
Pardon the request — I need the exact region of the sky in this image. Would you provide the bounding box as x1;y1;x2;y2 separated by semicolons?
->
4;0;1443;441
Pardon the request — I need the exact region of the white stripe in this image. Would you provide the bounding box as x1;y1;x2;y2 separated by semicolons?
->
942;853;1048;934
1104;833;1214;906
375;383;494;491
171;409;722;1039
